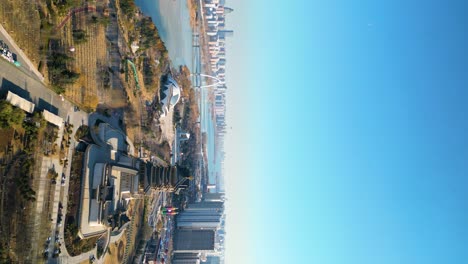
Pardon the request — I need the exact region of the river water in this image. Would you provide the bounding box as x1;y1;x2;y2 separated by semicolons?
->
135;0;193;69
135;0;220;186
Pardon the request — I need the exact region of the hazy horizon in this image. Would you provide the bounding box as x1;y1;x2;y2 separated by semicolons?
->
225;1;468;263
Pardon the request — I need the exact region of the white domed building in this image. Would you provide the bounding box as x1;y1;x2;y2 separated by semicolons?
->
160;76;182;117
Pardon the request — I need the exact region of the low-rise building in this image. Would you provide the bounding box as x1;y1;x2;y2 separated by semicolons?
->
79;120;140;238
6;91;34;113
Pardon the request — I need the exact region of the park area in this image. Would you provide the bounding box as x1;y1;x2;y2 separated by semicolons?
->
0;101;54;262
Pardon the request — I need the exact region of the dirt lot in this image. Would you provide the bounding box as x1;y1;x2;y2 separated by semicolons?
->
60;9;108;110
0;0;42;66
102;199;145;264
104;237;127;264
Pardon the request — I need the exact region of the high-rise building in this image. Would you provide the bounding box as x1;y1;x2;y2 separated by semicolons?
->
172;253;201;264
203;193;225;202
184;202;224;210
205;256;221;264
176;212;223;229
174;230;216;252
176;202;224;229
218;30;234;38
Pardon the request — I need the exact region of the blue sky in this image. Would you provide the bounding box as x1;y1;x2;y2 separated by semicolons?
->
225;0;468;263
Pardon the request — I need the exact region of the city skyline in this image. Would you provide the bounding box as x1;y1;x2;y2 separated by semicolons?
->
1;0;468;263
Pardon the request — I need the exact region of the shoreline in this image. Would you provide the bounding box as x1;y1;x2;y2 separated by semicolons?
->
135;0;193;70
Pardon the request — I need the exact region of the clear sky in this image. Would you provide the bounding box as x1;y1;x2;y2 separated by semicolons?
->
224;0;468;263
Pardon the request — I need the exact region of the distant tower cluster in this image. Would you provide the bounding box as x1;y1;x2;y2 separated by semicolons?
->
204;0;232;181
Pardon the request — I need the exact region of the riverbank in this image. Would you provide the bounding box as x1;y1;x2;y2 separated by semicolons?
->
187;0;198;29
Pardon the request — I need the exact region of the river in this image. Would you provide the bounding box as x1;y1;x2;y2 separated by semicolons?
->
135;0;193;69
134;0;220;187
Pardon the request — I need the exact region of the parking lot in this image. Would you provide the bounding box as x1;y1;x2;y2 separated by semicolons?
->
0;39;17;65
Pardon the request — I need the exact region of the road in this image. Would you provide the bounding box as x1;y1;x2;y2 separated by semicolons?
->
49;119;91;264
0;59;72;117
0;23;44;81
106;0;126;92
171;126;183;165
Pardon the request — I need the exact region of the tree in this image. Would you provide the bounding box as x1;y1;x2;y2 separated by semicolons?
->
119;0;137;17
0;101;25;127
72;29;88;44
0;101;13;128
47;52;79;87
11;107;25;125
33;111;46;128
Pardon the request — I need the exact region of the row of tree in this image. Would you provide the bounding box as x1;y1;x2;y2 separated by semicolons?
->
16;156;36;202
